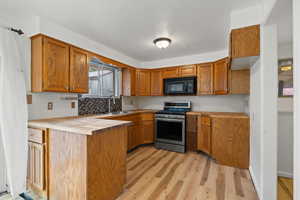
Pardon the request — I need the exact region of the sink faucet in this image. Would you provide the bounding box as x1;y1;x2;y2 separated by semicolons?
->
108;96;116;113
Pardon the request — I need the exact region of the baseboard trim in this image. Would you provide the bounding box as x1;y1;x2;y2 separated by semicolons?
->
278;171;293;178
249;166;261;200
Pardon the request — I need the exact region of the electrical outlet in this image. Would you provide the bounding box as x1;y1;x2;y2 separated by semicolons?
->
48;102;53;110
71;102;76;109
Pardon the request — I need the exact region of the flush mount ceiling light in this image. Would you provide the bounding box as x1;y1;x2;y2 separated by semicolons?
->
153;37;172;49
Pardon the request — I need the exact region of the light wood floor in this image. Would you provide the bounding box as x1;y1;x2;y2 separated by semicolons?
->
117;146;259;200
278;177;293;200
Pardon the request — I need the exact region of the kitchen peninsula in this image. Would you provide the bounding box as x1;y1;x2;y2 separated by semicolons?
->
28;116;132;200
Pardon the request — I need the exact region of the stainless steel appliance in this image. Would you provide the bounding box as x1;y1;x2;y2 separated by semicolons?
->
164;77;197;95
155;101;191;153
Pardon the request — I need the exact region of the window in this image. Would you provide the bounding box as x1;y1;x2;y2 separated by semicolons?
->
83;58;121;97
278;58;293;97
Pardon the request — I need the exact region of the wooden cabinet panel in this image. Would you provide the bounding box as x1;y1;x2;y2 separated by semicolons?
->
122;68;136;96
27;142;45;192
197;63;214;95
186;115;197;152
43;37;70;92
150;70;163;96
179;65;197;77
142;120;154;144
230;25;260;58
197;115;211;154
136;70;151;96
229;69;250;94
69;47;89;93
162;67;179;78
211;117;249;169
213;58;229;95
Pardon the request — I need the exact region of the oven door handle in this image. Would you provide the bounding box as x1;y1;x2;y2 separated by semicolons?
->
155;118;185;122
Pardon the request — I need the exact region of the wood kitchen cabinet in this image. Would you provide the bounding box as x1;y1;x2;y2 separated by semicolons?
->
70;47;89;93
27;128;48;199
141;120;154;144
213;58;229;95
197;115;212;155
122;68;136;96
150;70;163;96
229;69;250;94
230;25;260;58
162;67;180;78
197;63;214;95
31;35;89;93
136;70;151;96
211;116;249;169
179;65;197;77
186;115;197;152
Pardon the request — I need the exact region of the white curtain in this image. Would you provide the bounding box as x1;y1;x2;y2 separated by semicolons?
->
0;28;28;198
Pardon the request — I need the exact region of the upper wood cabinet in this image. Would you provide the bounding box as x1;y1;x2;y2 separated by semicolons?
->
122;68;136;96
69;47;89;93
162;67;180;78
41;37;70;92
31;35;89;93
197;63;214;95
179;65;197;77
230;25;260;58
136;70;151;96
229;69;250;94
150;70;163;96
213;58;229;95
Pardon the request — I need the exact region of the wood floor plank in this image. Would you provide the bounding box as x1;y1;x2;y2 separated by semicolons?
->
118;147;259;200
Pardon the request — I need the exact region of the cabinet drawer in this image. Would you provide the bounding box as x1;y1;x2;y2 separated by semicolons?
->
28;128;44;144
140;113;154;121
201;116;211;126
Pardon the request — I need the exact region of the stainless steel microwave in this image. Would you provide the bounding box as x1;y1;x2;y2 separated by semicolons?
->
164;77;197;95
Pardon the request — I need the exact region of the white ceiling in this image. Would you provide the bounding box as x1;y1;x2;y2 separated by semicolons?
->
1;0;261;62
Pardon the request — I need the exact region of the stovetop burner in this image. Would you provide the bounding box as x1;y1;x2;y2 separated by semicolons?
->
155;101;191;116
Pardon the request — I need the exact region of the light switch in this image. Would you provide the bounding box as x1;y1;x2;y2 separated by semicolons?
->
48;102;53;110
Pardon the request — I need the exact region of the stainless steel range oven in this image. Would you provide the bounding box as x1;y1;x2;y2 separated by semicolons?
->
155;101;191;153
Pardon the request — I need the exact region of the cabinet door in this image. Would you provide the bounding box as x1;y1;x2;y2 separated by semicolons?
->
230;25;260;58
179;65;197;77
197;63;213;95
69;47;89;93
142;120;154;144
27;142;45;191
213;58;229;95
136;70;151;96
122;68;136;96
186;115;197;152
197;116;211;154
43;37;70;92
229;69;250;94
162;67;179;78
150;70;163;96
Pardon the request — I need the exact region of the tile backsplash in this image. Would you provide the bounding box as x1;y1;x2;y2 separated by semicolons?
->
78;97;122;115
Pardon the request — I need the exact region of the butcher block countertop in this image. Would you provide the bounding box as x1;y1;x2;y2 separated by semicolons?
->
28;109;156;135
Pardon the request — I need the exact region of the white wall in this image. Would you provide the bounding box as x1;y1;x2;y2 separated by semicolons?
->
230;5;263;29
293;0;300;199
249;59;262;197
260;24;278;200
123;95;248;113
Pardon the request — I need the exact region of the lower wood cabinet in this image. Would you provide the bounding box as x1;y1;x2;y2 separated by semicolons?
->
211;116;249;169
197;115;212;155
27;128;48;198
188;113;249;169
107;113;154;151
141;120;154;144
